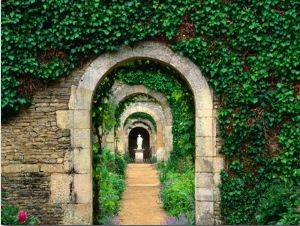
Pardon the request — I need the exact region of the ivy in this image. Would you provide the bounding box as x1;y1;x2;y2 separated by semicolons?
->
2;1;300;224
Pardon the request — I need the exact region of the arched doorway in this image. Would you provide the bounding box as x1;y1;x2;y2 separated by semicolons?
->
56;41;220;225
128;127;150;163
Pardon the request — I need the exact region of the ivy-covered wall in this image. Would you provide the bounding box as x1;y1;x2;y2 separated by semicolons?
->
2;0;300;225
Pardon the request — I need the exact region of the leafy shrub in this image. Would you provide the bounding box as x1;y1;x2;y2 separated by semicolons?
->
151;155;157;163
255;182;300;225
114;153;126;178
93;148;127;225
158;156;195;224
123;153;130;164
1;204;40;225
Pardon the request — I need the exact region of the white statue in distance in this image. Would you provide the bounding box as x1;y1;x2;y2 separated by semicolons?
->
137;134;143;150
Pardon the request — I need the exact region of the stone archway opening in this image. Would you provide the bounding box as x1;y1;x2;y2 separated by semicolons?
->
128;127;150;162
57;41;221;225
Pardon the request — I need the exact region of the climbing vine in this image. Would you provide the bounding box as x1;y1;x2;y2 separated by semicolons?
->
2;0;300;224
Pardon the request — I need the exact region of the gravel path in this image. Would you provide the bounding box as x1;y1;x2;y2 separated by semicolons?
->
118;164;167;225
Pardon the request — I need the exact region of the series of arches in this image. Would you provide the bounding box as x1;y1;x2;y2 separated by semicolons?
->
56;41;219;224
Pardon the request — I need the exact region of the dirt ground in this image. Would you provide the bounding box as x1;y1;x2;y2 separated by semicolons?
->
117;164;167;225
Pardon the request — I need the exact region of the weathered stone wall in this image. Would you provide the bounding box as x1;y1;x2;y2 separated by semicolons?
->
1;67;85;224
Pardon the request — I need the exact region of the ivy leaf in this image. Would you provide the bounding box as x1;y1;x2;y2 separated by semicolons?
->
251;97;258;104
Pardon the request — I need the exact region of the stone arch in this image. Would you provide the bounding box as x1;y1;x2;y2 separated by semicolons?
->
119;105;165;154
57;41;220;225
113;83;172;126
124;118;156;134
123;119;156;154
105;83;172;154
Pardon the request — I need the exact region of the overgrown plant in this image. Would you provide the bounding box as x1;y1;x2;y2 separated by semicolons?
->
255;181;300;225
93;147;127;225
2;1;300;224
158;157;195;225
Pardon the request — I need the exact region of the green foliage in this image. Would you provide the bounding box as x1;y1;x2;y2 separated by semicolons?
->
93;147;127;224
1;204;40;225
92;77;116;134
2;1;300;224
122;153;130;164
158;157;195;224
151;155;157;163
1;75;33;122
255;182;300;225
114;153;126;179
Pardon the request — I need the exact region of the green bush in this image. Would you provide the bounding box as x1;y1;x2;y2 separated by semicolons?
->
255;182;300;225
114;153;126;179
151;155;157;163
93;148;127;225
158;156;195;225
123;153;130;164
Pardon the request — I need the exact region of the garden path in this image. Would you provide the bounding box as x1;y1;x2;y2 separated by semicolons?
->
118;163;167;225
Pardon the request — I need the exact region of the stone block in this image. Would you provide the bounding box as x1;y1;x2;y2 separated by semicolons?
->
105;134;115;143
196;188;214;201
73;110;91;129
169;53;193;78
36;107;56;112
194;88;213;110
73;203;92;225
78;66;100;91
196;117;213;137
50;174;73;203
157;148;166;162
56;110;72;129
213;189;221;202
108;44;134;66
73;148;92;174
63;203;92;225
69;87;93;110
196;201;214;225
2;164;40;173
133;41;173;63
213;157;224;173
213;173;221;187
186;65;209;90
71;129;91;149
196;109;213;118
196;173;214;188
74;174;92;204
40;164;64;173
135;149;144;163
195;137;215;157
195;156;214;173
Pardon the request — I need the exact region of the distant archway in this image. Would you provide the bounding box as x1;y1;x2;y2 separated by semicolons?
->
128;127;150;161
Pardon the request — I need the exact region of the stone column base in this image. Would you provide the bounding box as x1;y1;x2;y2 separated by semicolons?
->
134;149;144;163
